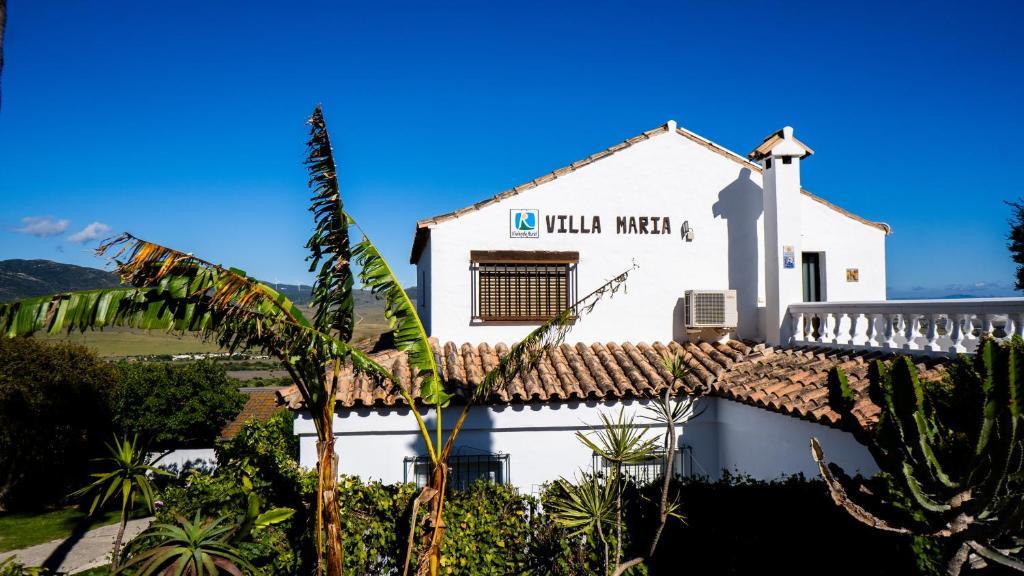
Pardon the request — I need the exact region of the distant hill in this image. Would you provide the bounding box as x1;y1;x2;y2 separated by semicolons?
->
0;258;415;312
0;259;122;302
0;259;417;356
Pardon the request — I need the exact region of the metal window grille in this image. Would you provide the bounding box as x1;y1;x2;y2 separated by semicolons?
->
403;453;510;490
592;447;694;484
472;262;577;321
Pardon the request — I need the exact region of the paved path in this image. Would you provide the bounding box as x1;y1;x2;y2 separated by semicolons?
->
0;517;153;574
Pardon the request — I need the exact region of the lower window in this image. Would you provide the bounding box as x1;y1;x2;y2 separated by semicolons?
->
404;452;510;490
593;447;693;483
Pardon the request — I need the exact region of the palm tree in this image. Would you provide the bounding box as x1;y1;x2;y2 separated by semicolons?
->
117;513;255;576
70;435;170;569
0;106;389;576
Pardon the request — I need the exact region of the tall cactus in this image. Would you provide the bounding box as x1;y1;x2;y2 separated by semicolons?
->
812;338;1024;575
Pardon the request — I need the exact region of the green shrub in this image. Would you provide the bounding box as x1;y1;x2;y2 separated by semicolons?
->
111;360;246;450
157;411;310;575
0;338;117;510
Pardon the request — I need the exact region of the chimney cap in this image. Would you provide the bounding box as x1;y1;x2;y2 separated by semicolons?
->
748;127;814;161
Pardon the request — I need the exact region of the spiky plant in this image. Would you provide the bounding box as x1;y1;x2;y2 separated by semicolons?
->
117;513;255;576
812;337;1024;575
547;474;617;574
70;435;171;569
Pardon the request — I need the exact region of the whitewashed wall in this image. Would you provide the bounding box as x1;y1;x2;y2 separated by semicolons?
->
295;397;876;492
150;448;217;475
800;196;887;302
416;127;886;345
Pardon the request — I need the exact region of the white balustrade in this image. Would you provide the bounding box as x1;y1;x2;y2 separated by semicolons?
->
788;298;1024;355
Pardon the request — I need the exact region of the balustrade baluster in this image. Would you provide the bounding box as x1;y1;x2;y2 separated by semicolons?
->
881;314;896;348
833;313;849;345
902;313;919;350
950;314;967;353
924;314;940;352
848;313;866;346
817;314;832;344
790;312;805;344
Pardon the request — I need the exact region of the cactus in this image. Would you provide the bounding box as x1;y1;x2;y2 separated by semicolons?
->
812;337;1024;575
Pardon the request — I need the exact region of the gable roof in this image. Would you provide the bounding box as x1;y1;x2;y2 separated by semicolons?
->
278;338;952;431
409;122;888;264
748;128;815;160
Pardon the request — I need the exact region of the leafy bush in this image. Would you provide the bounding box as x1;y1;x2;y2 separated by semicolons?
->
157;411;310;575
0;338;117;510
111;360;246;450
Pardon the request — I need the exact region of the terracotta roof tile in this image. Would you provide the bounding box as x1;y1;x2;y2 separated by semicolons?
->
220;387;287;439
278;340;956;430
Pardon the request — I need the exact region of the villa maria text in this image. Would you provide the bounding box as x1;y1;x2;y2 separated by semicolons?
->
544;215;673;235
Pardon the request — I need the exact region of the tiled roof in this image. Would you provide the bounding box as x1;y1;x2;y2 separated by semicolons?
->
748;127;815;160
220;387;288;439
277;340;952;430
409;123;889;263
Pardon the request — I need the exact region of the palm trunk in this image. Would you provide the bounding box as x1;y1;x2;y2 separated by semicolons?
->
317;419;344;576
417;463;448;576
110;512;128;569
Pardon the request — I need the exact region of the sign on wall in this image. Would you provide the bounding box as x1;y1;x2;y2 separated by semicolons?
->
783;245;795;269
846;268;859;282
510;209;539;238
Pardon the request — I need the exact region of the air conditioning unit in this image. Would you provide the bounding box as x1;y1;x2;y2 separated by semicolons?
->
684;290;738;329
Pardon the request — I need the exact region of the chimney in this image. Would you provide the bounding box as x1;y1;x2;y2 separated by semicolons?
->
749;127;814;345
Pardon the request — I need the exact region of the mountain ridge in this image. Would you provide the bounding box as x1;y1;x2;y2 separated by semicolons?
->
0;259;415;306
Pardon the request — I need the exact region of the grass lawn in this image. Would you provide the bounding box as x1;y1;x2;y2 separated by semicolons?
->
0;508;120;552
39;328;224;357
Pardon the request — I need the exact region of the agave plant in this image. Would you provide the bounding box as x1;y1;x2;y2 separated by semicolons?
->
117;513;255;576
547;474;617;574
550;355;699;576
812;337;1024;575
70;435;171;569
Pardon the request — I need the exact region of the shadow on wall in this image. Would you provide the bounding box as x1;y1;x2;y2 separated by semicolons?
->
711;168;763;340
405;404;496;489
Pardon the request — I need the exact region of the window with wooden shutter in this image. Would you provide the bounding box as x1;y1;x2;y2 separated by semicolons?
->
470;251;578;322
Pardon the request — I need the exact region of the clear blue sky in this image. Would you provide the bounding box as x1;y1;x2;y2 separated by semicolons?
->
0;0;1021;296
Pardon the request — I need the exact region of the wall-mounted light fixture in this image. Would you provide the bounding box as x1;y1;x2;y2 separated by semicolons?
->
681;220;694;242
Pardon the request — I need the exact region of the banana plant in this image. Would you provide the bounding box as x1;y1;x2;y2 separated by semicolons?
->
0;106;393;576
350;218;634;576
812;337;1024;576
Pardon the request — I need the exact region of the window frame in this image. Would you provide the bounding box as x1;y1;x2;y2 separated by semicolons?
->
403;452;511;490
592;446;693;483
470;250;579;323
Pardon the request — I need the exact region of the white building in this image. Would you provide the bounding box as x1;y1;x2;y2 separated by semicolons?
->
286;121;1011;491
